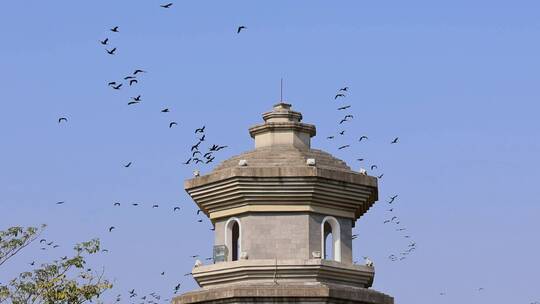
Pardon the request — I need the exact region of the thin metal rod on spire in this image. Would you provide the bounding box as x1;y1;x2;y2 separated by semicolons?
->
280;78;283;102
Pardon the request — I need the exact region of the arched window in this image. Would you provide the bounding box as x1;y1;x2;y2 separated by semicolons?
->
225;217;241;261
321;216;341;262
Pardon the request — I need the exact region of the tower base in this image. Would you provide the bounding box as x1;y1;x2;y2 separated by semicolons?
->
173;283;393;304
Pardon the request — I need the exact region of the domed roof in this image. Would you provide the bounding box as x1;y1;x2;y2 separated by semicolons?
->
213;145;353;173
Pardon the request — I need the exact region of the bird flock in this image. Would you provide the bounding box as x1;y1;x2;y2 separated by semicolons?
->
41;5;533;304
327;87;414;263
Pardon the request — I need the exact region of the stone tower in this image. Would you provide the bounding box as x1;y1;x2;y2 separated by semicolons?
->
174;103;393;304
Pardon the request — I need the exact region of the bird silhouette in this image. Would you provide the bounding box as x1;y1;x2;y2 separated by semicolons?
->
56;201;65;205
391;137;399;144
108;226;115;232
129;79;138;86
195;126;205;134
359;136;368;141
100;38;109;45
191;141;201;151
127;101;139;105
339;130;345;135
106;48;117;55
160;3;173;8
339;87;349;92
58;117;68;123
237;26;246;33
182;158;191;165
335;93;345;99
370;165;378;170
169;122;178;128
110;26;119;32
114;202;121;206
133;69;146;75
132;95;142;102
199;134;206;141
161;108;170;113
338;145;350;150
112;83;123;90
337;105;351;110
377;174;384;179
327;136;334;139
173;207;180;211
124;162;132;168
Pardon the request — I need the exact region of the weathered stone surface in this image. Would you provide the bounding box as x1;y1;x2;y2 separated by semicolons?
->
173;283;393;304
177;103;392;304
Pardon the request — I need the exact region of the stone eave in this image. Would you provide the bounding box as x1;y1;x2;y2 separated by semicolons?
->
185;166;377;189
173;283;394;304
184;167;378;221
248;122;317;138
190;259;375;289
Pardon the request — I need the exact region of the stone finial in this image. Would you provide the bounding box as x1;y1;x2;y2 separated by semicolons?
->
249;103;316;149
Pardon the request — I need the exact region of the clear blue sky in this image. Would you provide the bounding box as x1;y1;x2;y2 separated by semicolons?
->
1;1;539;303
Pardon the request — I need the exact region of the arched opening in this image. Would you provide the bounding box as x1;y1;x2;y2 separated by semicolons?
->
231;221;239;261
225;218;241;262
323;222;333;260
321;216;341;262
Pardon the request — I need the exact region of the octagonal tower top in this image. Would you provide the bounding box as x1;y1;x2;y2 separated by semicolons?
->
249;102;316;149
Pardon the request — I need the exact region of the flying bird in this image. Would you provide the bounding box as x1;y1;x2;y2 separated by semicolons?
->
161;108;170;113
132;95;142;102
152;204;159;208
110;26;119;32
129;79;138;86
173;207;180;211
169;122;178;128
339;130;345;135
327;136;334;139
237;26;246;33
182;158;191;165
106;48;117;55
112;83;123;90
114;202;121;206
58;117;68;123
160;3;173;8
370;165;378;170
339;87;349;92
191;141;201;151
124;162;132;168
133;69;146;75
127;101;139;105
337;105;351;110
195;126;205;134
377;174;384;179
359;136;368;142
100;38;109;45
338;145;350;150
391;137;399;144
108;226;115;232
335;93;345;99
56;201;65;205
